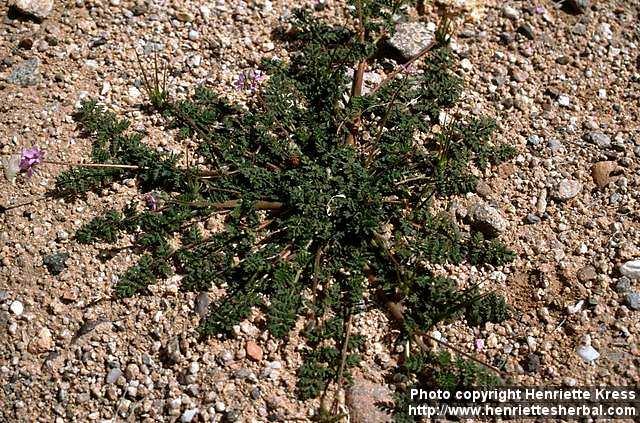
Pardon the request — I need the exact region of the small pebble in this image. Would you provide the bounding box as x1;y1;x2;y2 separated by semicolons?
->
188;30;200;41
10;300;24;316
625;292;640;311
557;95;571;107
106;367;122;384
525;213;541;224
502;5;519;19
615;277;631;294
517;24;535;40
245;341;263;362
577;345;600;363
181;408;198;423
554;179;582;201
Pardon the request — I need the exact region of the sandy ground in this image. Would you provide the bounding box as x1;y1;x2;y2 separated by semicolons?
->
0;0;639;422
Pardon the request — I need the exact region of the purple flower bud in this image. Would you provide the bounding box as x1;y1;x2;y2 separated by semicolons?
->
234;72;246;91
234;69;266;93
144;193;158;211
19;147;45;177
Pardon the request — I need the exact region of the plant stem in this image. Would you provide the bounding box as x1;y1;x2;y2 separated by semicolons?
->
43;160;139;169
370;40;437;95
173;199;284;210
345;0;366;146
386;299;506;378
332;311;353;413
20;157;232;178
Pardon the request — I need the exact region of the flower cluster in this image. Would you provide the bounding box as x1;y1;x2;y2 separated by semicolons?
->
1;147;44;183
20;147;45;176
234;69;266;93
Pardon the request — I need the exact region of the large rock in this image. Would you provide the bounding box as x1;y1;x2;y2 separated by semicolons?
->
386;22;435;62
7;58;42;86
591;161;618;188
28;327;54;353
585;131;611;148
620;260;640;280
562;0;589;15
553;179;582;201
43;252;69;276
346;376;393;423
10;0;54;20
469;202;507;236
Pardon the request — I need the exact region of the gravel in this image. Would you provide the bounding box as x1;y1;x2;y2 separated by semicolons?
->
1;0;639;420
386;22;435;61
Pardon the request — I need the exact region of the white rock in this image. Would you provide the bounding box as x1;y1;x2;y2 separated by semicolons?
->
181;409;198;423
460;58;472;71
557;95;571;107
438;110;452;126
599;23;613;39
239;321;259;336
263;41;275;51
554;179;582;201
10;0;54;20
620;260;640;280
576;345;599;363
387;22;435;60
188;30;200;41
10;300;24;316
186;54;202;68
567;300;584;314
101;81;111;96
502;5;519;19
128;86;142;100
199;5;211;21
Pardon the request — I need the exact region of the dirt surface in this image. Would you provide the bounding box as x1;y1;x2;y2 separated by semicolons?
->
1;0;639;422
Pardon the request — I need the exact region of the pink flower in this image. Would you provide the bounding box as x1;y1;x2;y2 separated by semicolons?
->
403;63;418;75
234;72;246;91
19;147;45;177
475;338;485;351
534;5;545;14
234;69;266;93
